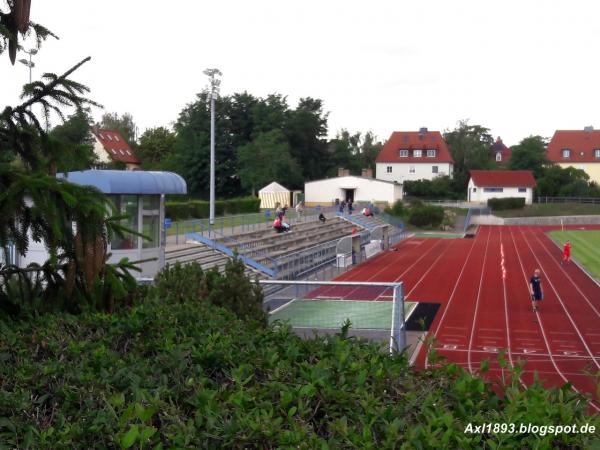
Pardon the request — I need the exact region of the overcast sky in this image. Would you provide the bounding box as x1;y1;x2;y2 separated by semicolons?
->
2;0;600;146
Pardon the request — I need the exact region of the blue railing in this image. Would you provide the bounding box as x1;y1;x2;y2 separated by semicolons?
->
185;232;278;277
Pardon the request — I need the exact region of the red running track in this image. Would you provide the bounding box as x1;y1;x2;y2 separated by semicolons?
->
319;225;600;410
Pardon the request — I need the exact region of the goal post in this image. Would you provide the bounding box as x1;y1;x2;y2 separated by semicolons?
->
259;279;407;354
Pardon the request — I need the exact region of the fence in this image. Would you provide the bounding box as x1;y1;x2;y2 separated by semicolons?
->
0;243;17;267
536;196;600;205
260;279;407;353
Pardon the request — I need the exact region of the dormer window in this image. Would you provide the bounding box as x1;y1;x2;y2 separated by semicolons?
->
562;149;571;158
594;149;600;158
426;149;436;157
413;149;422;158
496;153;502;162
399;149;409;157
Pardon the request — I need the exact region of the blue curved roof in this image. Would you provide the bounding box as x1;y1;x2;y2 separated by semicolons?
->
59;170;187;195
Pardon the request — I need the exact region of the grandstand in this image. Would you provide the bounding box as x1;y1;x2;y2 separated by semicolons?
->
165;210;405;281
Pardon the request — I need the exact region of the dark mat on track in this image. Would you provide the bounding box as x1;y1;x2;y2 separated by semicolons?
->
406;302;440;331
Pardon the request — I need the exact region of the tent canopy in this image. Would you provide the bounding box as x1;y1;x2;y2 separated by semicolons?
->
259;181;290;194
259;182;291;209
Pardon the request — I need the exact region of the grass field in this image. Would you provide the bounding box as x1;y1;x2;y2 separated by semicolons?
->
269;299;417;330
494;203;600;218
547;230;600;280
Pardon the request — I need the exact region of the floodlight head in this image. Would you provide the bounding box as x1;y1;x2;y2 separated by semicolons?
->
18;58;29;65
29;49;38;55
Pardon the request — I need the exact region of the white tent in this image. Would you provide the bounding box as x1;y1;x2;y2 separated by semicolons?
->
259;182;291;209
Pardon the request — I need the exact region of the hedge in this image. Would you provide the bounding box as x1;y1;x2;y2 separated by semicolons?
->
165;197;260;220
408;204;445;227
487;197;526;211
0;262;597;448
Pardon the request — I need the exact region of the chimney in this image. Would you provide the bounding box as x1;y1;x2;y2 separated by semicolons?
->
361;168;373;178
337;167;350;177
419;127;428;140
584;126;594;132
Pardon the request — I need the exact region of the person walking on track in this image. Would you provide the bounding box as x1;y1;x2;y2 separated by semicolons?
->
561;240;571;265
529;269;543;312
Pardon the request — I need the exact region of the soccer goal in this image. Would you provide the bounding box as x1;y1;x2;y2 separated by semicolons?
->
260;279;412;354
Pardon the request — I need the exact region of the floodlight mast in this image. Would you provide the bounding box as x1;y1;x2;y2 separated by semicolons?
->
19;48;37;84
203;68;222;227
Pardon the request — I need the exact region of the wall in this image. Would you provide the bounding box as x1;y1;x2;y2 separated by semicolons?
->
468;179;533;205
376;162;453;183
304;176;401;206
558;162;600;184
92;138;111;164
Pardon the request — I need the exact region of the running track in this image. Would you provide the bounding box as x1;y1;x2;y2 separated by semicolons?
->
312;225;600;409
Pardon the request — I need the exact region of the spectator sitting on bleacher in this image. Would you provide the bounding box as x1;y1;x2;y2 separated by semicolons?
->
319;213;326;223
362;206;373;217
273;217;284;233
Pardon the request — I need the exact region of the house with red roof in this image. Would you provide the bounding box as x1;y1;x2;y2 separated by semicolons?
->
91;127;141;170
468;170;536;205
546;127;600;184
491;137;511;164
375;128;454;184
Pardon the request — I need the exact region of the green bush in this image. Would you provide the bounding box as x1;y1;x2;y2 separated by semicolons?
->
1;295;598;448
386;200;406;217
164;201;191;221
408;204;445;227
156;259;266;326
487;197;526;210
165;197;261;220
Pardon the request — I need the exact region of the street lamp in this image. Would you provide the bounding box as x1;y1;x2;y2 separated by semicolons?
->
18;48;37;83
203;68;222;227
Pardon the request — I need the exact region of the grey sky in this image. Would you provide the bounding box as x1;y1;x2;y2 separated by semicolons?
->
2;0;599;146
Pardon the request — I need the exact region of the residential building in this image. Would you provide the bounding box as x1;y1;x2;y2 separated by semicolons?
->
91;127;141;170
375;128;454;183
546;127;600;184
468;170;536;205
491;136;511;164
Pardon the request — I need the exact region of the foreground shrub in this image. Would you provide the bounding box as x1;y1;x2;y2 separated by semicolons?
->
408;204;445;227
155;259;266;326
488;197;526;210
0;297;598;449
386;200;406;217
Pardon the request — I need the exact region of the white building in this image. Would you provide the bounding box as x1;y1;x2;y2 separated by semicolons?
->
304;175;402;206
468;170;536;205
375;128;454;183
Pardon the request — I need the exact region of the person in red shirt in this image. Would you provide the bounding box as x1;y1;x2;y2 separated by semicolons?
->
561;240;571;265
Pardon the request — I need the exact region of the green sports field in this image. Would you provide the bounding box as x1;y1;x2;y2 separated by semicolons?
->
269;299;417;330
547;230;600;281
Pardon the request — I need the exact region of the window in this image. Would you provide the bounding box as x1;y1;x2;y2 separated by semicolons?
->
120;150;125;155
107;135;113;141
126;150;131;155
496;153;502;162
110;195;138;250
595;149;600;158
427;149;436;157
472;188;477;192
432;166;438;174
386;166;392;173
399;149;409;157
409;166;415;173
413;150;422;158
483;187;504;193
562;149;571;158
518;187;527;193
142;196;160;249
114;135;119;141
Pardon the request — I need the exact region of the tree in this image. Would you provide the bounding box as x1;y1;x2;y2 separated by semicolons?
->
0;5;137;315
138;126;176;169
237;130;302;195
99;111;137;147
48;110;96;172
508;135;548;179
326;129;383;176
444;120;494;191
536;165;600;197
284;97;330;181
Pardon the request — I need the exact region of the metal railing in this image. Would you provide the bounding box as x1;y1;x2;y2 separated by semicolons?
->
169;205;340;244
536;196;600;204
185;231;278;277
